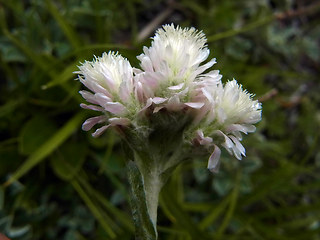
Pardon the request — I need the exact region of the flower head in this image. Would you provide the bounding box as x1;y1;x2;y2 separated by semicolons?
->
134;24;221;112
76;52;136;137
76;24;262;173
192;79;262;172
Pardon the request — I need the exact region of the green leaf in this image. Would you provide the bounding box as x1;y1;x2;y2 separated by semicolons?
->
0;99;22;118
0;11;54;76
50;141;87;181
19;115;57;155
5;112;86;186
160;184;210;240
199;194;231;230
78;177;134;233
71;180;117;239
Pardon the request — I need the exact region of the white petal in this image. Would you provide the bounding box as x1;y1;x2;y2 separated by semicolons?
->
192;58;217;78
215;130;234;149
225;124;256;134
230;135;246;157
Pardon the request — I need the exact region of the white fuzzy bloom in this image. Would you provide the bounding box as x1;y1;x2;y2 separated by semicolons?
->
135;24;221;112
76;24;262;173
194;79;262;172
76;52;135;137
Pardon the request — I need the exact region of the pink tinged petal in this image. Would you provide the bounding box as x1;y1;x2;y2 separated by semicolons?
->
185;102;204;109
168;83;184;90
152;97;167;104
92;125;110;137
82;116;106;131
208;145;221;173
109;117;131;126
79;90;99;105
94;93;112;105
80;77;111;98
80;103;104;112
104;102;127;115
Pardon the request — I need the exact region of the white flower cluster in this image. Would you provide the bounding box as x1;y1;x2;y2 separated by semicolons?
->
76;24;262;172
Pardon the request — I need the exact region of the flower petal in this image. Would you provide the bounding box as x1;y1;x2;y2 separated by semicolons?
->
225;124;256;134
82;116;106;131
80;103;104;112
92;125;110;137
208;145;221;173
185;102;204;109
152;97;167;104
104;102;127;115
109;117;131;126
168;83;184;90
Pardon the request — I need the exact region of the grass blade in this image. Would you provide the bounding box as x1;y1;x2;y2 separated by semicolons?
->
4;112;86;186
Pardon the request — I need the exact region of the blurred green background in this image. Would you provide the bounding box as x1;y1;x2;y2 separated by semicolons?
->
0;0;320;239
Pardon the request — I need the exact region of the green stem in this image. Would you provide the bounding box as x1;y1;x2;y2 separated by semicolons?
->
127;160;160;240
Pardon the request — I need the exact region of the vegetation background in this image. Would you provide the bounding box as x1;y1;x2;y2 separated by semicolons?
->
0;0;320;239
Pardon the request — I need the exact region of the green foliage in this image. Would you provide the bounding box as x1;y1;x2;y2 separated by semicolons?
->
0;0;319;239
